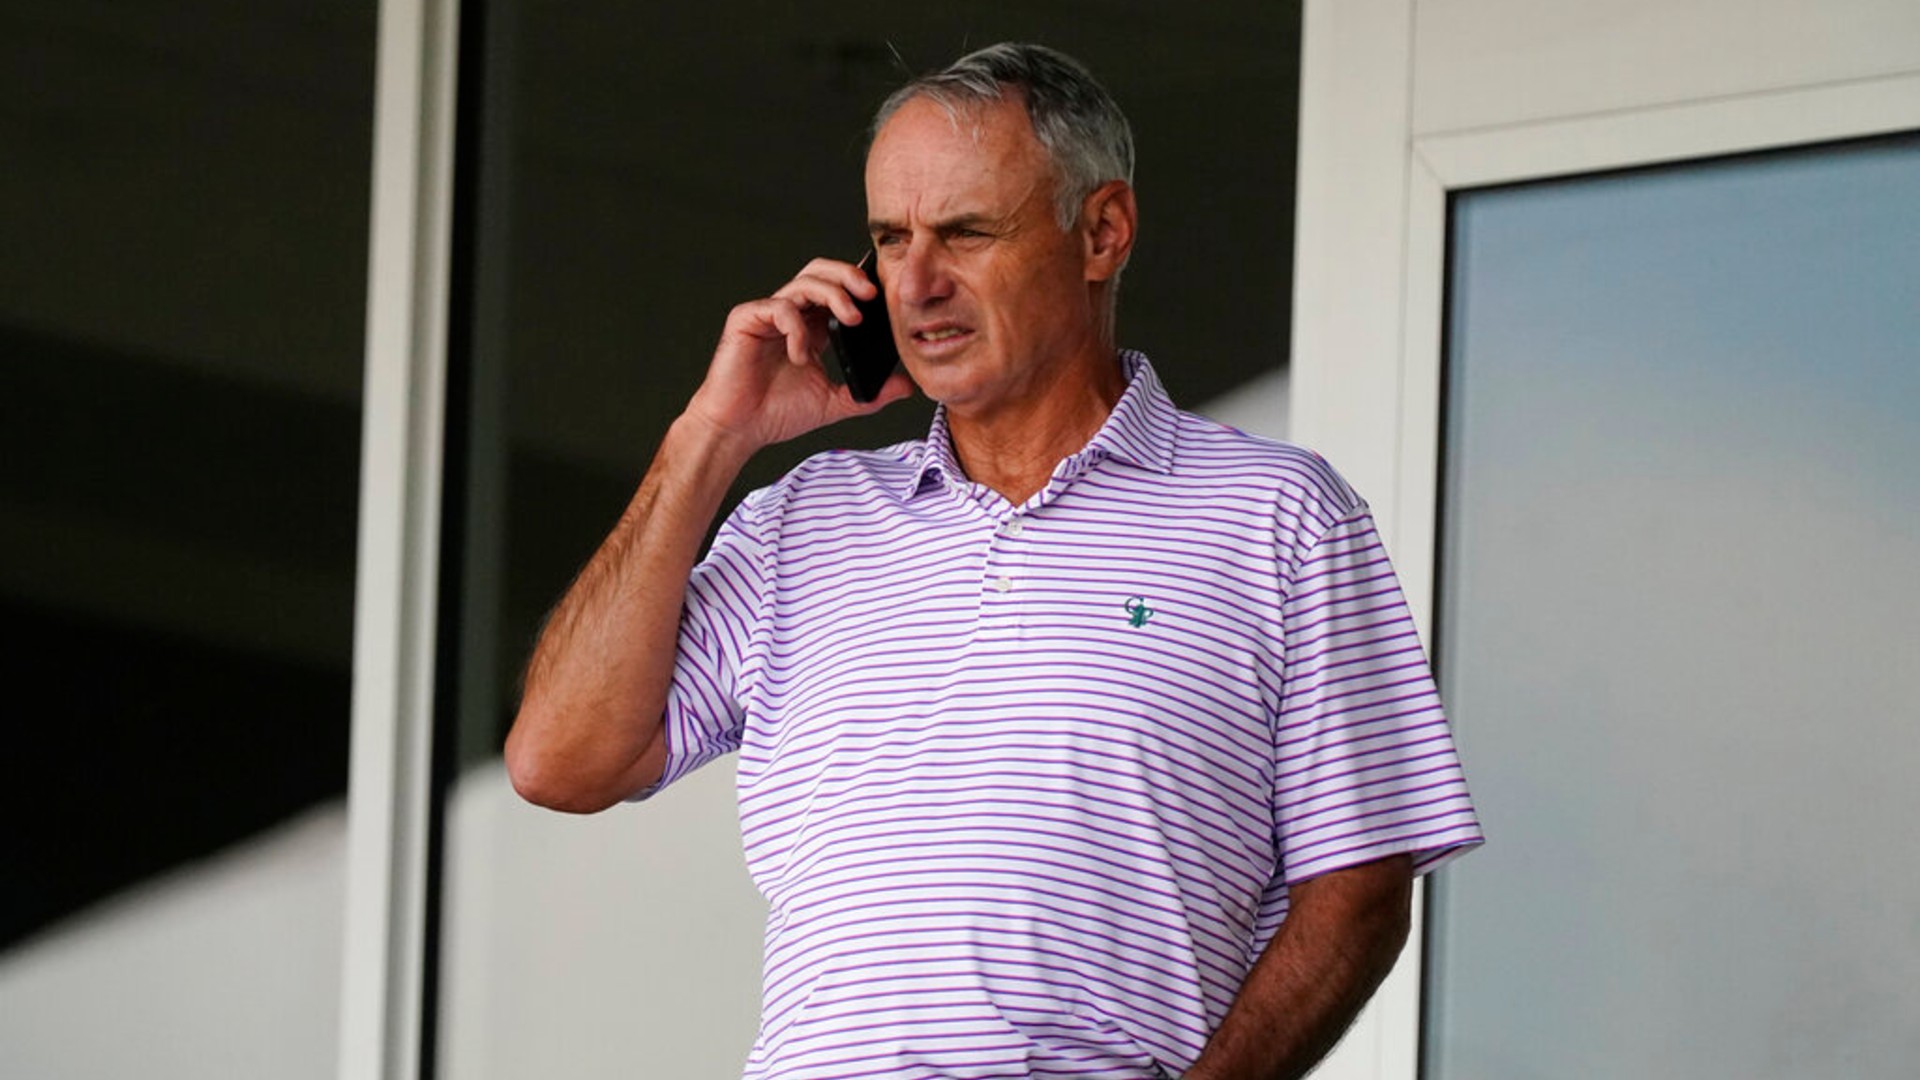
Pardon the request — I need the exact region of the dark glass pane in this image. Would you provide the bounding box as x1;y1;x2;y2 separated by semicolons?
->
0;2;375;1073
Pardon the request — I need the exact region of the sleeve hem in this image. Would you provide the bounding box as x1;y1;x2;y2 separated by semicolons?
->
1283;828;1485;887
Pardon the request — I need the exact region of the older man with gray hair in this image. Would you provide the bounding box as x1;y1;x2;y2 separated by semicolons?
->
508;42;1481;1080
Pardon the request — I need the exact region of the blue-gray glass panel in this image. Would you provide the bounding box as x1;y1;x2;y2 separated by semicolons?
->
1427;135;1920;1077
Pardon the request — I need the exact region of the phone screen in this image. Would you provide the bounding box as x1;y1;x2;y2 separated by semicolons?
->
827;254;899;403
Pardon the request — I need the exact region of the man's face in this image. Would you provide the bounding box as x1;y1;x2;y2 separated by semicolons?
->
864;95;1100;416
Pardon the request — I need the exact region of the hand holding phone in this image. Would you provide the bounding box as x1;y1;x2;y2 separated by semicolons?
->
827;254;900;403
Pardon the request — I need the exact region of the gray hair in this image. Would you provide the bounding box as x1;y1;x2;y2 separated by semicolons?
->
872;42;1135;231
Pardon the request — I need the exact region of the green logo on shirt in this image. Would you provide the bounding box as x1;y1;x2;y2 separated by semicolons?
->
1123;596;1154;628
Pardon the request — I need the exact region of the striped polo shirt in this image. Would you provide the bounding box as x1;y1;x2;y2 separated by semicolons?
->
653;351;1482;1079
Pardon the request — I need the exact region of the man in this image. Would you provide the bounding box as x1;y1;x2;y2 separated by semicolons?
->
508;43;1480;1080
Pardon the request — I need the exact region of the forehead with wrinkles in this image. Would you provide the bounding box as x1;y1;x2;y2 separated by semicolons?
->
865;96;1055;228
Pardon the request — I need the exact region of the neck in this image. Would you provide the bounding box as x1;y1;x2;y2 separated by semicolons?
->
946;348;1128;506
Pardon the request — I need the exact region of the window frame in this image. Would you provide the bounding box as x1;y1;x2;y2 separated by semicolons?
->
1291;2;1920;1076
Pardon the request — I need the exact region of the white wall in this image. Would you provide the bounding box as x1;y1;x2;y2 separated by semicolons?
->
436;760;765;1080
1193;367;1290;444
0;806;345;1080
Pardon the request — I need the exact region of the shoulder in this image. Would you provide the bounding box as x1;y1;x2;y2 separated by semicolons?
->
736;438;925;525
1168;409;1364;521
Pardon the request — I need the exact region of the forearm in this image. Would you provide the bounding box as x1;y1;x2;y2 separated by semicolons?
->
506;412;757;812
1185;856;1413;1080
506;259;909;812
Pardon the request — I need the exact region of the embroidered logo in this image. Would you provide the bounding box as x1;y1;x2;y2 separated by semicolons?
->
1123;596;1154;628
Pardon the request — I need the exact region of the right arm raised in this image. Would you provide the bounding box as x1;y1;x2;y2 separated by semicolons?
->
505;262;912;812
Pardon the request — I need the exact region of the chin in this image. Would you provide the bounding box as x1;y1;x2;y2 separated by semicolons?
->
901;360;983;407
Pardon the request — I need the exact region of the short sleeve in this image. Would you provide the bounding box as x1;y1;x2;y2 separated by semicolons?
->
1268;502;1483;884
635;495;770;798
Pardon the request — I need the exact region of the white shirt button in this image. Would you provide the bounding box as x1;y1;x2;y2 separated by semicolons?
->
991;575;1014;593
1003;519;1026;537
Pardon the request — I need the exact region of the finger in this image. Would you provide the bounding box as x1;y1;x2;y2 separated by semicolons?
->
841;258;881;300
773;261;875;324
763;299;818;367
806;315;831;361
717;298;817;373
720;297;800;347
774;278;864;326
791;256;876;298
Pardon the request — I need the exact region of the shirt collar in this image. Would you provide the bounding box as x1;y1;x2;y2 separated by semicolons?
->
907;404;966;496
902;349;1178;498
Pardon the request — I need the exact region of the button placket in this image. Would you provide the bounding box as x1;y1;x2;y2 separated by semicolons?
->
980;510;1033;639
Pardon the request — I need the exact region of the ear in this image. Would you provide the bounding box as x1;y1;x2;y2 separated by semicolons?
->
1080;180;1137;284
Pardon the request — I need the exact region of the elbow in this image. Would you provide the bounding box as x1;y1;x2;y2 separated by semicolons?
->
503;709;629;814
502;725;570;810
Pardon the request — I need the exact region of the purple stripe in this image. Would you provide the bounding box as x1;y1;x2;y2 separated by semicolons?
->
1287;798;1481;852
1285;585;1410;630
739;757;1268;865
762;790;1267;889
735;714;1268;823
763;930;1218;1027
757;899;1240;1001
1274;753;1472;818
757;889;1244;1008
765;966;1213;1054
1277;771;1472;831
768;853;1215;941
1278;661;1440;714
744;690;1272;785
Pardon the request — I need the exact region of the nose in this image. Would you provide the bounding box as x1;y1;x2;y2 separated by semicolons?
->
890;237;953;309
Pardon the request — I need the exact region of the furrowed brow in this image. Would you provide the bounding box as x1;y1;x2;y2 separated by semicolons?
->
868;211;999;237
935;212;997;233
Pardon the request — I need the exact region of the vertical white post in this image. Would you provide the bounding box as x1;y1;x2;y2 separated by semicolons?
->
339;0;460;1077
1292;2;1424;1077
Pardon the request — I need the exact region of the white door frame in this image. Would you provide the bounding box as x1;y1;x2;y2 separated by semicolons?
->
1290;2;1920;1076
339;0;461;1077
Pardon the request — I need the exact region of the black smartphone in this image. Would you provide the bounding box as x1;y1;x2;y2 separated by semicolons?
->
826;254;899;403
